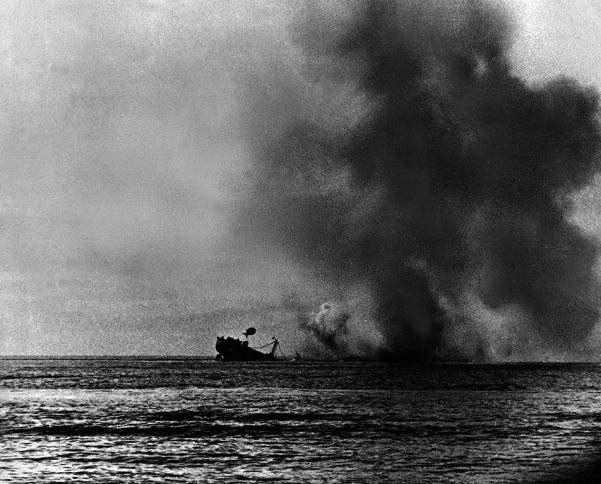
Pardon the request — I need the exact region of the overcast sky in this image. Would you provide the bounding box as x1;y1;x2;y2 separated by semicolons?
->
2;0;601;356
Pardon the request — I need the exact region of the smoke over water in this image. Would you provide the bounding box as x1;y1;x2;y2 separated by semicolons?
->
300;303;350;356
239;0;601;361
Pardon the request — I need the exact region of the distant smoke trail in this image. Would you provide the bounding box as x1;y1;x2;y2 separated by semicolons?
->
240;0;601;360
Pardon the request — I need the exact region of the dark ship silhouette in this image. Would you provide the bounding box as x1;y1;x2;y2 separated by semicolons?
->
215;327;279;361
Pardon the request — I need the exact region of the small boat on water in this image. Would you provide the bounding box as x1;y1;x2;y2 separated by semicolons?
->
215;327;279;361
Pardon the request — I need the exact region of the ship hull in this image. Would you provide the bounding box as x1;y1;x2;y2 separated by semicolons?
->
215;337;277;361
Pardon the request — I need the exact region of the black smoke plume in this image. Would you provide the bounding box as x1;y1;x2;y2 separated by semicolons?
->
239;0;601;360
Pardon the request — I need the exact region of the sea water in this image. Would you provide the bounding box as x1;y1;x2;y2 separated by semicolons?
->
2;358;601;483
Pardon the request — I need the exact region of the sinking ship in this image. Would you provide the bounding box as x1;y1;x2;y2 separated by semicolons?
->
215;327;279;361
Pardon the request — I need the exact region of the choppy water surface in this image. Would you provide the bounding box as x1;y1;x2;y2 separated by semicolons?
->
2;359;601;482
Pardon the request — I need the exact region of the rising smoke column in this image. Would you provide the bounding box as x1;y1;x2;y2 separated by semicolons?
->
240;0;601;360
299;302;350;356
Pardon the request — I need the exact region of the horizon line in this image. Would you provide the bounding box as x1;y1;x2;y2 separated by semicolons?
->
1;355;600;365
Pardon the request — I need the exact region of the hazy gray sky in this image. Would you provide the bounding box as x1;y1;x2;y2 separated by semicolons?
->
2;0;601;356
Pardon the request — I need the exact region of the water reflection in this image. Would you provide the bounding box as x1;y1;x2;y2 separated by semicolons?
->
1;360;601;482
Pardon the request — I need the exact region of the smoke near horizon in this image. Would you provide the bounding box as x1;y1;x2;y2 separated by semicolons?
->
3;1;601;359
299;302;350;357
240;0;601;361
